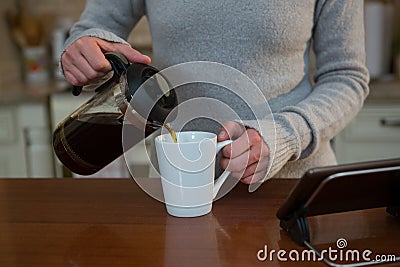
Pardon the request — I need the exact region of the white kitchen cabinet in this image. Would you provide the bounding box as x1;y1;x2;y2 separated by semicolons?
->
333;100;400;164
0;103;54;177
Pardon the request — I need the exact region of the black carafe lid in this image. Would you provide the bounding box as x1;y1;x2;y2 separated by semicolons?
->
126;63;177;124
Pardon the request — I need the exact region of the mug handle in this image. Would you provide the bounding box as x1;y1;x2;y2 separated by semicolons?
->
213;140;233;199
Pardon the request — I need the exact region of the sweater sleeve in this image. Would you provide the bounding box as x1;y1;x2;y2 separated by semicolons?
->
64;0;145;49
252;0;370;180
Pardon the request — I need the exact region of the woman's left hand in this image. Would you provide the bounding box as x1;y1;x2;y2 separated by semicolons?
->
217;121;270;184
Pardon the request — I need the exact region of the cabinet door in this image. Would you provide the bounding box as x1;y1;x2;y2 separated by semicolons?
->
24;127;54;177
0;146;30;177
333;103;400;164
0;106;27;177
19;103;54;177
0;103;54;178
0;108;16;143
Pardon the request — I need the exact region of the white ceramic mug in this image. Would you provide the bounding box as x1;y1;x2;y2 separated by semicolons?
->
155;131;233;217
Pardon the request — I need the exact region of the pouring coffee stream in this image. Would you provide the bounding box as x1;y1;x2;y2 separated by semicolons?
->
163;123;178;143
53;52;178;175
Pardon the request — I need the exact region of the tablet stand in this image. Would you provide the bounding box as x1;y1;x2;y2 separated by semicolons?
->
386;206;400;218
280;207;400;266
279;166;400;267
280;211;310;246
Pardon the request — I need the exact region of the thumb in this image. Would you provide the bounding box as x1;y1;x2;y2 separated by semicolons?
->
218;121;246;141
98;40;151;65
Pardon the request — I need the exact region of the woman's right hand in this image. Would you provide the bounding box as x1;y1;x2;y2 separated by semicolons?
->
61;36;151;86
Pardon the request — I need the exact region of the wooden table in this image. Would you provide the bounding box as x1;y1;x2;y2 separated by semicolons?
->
0;178;399;267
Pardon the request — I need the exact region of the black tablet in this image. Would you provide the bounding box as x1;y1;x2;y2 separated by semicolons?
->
276;158;400;221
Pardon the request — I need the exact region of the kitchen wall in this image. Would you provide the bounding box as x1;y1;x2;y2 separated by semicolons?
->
1;1;399;90
364;0;400;78
391;1;400;77
0;0;151;90
0;0;85;87
0;0;153;178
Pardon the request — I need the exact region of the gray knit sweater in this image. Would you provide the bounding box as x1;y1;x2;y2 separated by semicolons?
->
65;0;369;179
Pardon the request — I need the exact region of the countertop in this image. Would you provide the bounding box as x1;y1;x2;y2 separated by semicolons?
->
1;178;399;267
0;78;399;105
368;79;400;101
0;80;71;104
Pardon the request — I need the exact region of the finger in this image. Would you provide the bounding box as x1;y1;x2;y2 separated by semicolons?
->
221;136;249;159
230;159;269;180
246;136;269;165
63;52;104;86
218;121;246;142
221;145;265;173
240;154;270;184
226;129;255;158
222;128;263;158
62;42;109;86
115;44;152;64
98;40;151;64
63;55;96;86
63;63;92;86
246;129;265;147
220;149;250;173
81;49;111;74
72;37;112;73
240;170;267;185
220;136;269;173
219;123;248;158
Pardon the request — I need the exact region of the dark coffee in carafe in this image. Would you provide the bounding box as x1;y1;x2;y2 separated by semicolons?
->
52;52;177;175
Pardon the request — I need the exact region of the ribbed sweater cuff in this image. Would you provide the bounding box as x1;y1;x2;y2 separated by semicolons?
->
64;28;130;49
269;112;313;178
240;111;312;181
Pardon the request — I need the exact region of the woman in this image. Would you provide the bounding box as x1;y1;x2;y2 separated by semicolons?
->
61;0;370;184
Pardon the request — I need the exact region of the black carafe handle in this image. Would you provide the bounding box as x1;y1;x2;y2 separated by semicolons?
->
71;52;130;96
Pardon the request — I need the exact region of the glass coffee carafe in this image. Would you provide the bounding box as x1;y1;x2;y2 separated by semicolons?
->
53;52;177;175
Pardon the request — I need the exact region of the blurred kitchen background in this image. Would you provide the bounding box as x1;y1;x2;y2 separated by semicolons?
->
0;0;399;178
